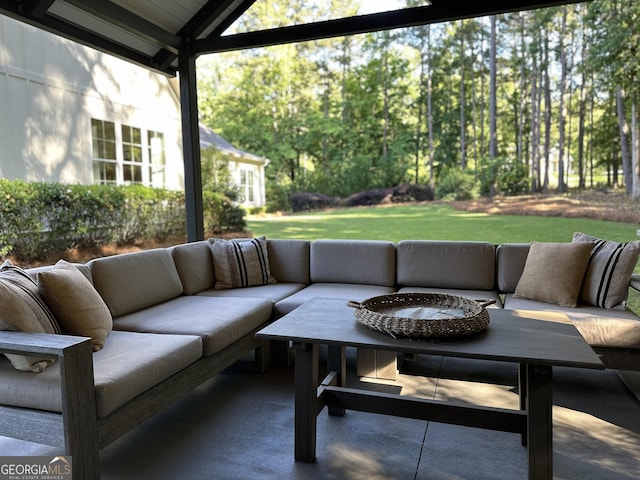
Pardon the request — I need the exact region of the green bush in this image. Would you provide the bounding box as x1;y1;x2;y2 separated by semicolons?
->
478;157;529;197
436;167;480;201
0;180;246;261
203;190;246;234
266;182;292;213
0;180;45;259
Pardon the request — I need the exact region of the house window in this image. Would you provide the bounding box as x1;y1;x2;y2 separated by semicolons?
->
91;118;166;188
91;119;117;184
121;124;143;183
240;169;255;203
148;131;166;187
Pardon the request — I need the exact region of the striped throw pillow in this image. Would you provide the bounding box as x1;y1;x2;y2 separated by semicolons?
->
573;232;640;309
0;261;62;372
209;236;276;289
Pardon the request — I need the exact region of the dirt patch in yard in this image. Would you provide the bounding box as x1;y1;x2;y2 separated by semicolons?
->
450;190;640;224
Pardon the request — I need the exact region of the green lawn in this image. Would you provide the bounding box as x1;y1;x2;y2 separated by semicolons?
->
247;203;638;244
248;202;640;312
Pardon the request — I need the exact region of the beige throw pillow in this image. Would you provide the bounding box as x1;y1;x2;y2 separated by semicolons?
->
38;260;113;351
573;232;640;308
209;236;276;289
514;241;593;307
0;261;61;372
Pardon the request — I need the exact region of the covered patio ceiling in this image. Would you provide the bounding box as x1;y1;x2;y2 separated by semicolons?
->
0;0;588;240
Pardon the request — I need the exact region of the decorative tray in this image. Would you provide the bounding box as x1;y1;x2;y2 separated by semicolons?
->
347;293;495;339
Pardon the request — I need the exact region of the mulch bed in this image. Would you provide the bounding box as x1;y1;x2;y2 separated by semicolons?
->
451;191;640;224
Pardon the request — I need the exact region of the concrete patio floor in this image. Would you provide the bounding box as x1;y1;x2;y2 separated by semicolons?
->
2;348;639;479
97;349;640;480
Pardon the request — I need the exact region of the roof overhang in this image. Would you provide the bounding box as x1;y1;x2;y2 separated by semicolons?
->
0;0;588;76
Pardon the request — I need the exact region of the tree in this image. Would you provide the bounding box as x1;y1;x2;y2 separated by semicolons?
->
489;15;498;159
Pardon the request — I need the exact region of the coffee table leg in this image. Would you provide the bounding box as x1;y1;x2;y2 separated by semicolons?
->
327;344;346;417
526;364;553;480
294;342;319;462
518;364;527;446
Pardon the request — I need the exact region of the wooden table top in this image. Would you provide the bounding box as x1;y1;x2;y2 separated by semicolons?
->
257;297;604;369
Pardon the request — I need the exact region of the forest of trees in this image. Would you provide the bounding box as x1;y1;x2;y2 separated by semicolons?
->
196;0;640;211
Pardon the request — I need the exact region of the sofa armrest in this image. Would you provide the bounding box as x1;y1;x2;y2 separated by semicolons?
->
0;331;100;480
0;331;90;358
630;274;640;293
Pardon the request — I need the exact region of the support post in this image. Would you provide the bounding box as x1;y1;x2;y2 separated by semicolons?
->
178;40;204;242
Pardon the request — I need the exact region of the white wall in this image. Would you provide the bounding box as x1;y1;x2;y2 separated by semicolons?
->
0;15;184;189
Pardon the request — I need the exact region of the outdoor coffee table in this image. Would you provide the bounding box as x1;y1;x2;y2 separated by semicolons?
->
256;297;604;480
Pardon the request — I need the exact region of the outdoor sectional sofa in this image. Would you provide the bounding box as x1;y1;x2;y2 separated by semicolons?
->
0;235;639;479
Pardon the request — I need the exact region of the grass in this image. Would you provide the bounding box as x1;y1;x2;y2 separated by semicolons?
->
248;202;640;313
247;203;639;244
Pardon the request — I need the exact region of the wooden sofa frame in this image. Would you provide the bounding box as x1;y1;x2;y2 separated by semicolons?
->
0;326;269;480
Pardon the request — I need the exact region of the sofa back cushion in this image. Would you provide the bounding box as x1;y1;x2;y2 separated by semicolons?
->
89;249;183;318
267;239;310;284
310;240;396;286
397;240;496;290
170;241;215;295
496;243;531;293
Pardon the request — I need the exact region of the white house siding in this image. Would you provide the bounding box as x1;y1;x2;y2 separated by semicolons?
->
228;160;268;208
0;15;184;189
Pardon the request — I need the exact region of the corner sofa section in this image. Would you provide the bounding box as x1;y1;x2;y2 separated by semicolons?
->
1;236;639;480
0;242;279;480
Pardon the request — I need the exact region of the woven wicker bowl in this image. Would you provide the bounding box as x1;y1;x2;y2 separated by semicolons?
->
347;293;495;339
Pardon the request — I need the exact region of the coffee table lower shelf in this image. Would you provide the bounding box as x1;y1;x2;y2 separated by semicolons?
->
294;342;546;479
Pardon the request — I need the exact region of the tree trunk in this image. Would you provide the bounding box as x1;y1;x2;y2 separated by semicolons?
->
577;27;587;189
632;100;640;199
414;32;425;184
542;36;551;192
518;13;526;165
489;15;498;158
617;87;632;194
470;25;479;168
530;51;540;193
427;26;435;190
460;21;466;169
557;6;567;193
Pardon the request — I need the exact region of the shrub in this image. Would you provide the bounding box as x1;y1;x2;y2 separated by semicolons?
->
290;192;337;212
0;180;246;261
266;183;292;213
203;190;246;234
436;167;480;201
0;180;45;259
478;157;529;197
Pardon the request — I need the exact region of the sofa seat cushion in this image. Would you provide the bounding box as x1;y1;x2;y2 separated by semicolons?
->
267;239;310;284
310;240;396;286
197;283;306;303
112;296;273;356
274;283;396;317
170;241;215;295
0;330;202;418
504;294;640;348
397;240;496;290
89;248;184;318
396;287;503;308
